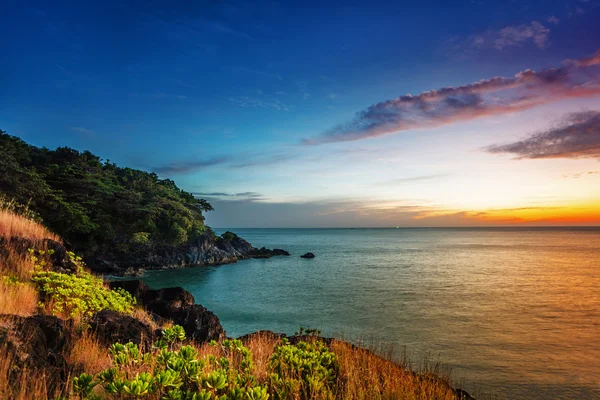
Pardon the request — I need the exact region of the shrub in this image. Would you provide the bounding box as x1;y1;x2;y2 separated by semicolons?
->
221;231;238;242
73;326;269;400
132;232;151;245
269;340;338;400
31;251;135;318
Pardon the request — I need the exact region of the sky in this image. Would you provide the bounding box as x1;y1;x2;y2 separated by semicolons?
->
1;0;600;227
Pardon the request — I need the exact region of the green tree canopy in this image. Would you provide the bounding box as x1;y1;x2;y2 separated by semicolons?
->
0;130;212;253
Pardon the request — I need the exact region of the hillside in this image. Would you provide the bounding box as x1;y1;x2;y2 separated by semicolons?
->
0;131;286;274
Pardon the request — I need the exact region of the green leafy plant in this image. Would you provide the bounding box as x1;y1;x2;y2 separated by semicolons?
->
269;340;338;400
31;250;135;318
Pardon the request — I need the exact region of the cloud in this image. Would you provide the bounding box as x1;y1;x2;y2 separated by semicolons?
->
491;21;551;49
193;191;266;202
572;50;600;67
547;16;560;25
452;21;552;52
377;174;450;185
151;152;294;176
304;50;600;145
231;154;297;169
486;111;600;159
227;96;289;111
562;171;599;178
153;157;230;175
69;126;95;136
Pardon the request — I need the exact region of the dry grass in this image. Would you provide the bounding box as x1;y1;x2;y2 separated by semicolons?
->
0;280;38;316
0;209;59;282
132;307;162;331
330;339;457;400
244;332;282;381
68;332;112;375
0;209;60;243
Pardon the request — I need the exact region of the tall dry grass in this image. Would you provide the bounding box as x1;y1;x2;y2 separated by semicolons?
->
0;208;60;282
0;209;60;243
330;339;457;400
0;280;38;316
68;332;112;375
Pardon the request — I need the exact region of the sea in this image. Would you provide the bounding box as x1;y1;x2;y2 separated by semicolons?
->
142;227;600;400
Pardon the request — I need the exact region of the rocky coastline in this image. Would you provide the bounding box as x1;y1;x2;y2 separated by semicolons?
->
88;231;290;275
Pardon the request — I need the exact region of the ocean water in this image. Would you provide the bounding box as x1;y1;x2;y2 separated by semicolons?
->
142;228;600;400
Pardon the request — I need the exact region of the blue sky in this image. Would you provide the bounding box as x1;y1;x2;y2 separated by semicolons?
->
2;0;600;227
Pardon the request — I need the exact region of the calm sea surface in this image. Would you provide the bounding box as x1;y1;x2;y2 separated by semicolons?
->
142;228;600;400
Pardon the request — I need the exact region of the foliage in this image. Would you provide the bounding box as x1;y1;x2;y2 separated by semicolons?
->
294;327;321;336
73;326;272;400
0;194;41;222
269;340;337;400
0;130;214;255
72;326;340;400
30;250;135;318
221;232;238;242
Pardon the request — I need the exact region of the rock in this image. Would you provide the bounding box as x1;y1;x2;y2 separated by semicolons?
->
88;231;289;275
300;252;315;258
454;388;476;400
162;305;224;342
0;314;72;397
249;246;291;258
89;310;157;350
108;280;225;342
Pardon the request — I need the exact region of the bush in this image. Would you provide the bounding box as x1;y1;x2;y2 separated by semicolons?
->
31;251;135;318
73;326;269;400
269;340;338;399
132;232;151;245
73;326;341;400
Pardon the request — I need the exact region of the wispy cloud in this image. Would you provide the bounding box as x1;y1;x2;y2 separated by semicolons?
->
377;174;450;186
486;110;600;159
153;157;231;175
572;50;600;67
231;154;297;169
227;96;289;111
69;126;95;136
304;50;600;145
487;21;551;49
446;20;553;54
193;191;266;201
151;151;295;176
562;171;599;178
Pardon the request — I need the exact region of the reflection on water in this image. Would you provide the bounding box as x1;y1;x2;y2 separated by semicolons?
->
143;228;600;400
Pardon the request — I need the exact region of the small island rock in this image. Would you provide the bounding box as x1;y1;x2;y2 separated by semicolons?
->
300;252;315;258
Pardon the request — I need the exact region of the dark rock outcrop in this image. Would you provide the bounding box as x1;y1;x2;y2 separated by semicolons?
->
109;280;225;342
90;231;289;275
0;314;72;397
89;310;158;350
249;247;290;258
300;252;315;258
